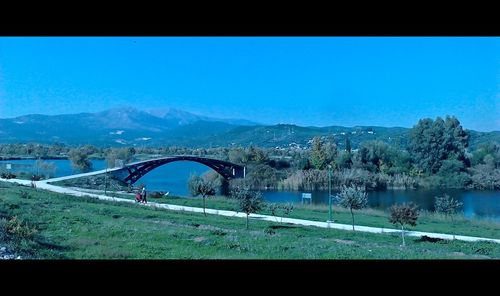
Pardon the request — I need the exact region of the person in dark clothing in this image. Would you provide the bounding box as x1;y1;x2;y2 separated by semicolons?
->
141;186;147;204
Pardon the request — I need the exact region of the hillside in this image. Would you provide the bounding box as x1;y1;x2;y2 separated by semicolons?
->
0;107;498;149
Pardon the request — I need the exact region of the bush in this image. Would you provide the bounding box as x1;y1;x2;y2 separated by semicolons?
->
1;172;16;179
149;191;166;199
333;168;377;189
468;165;500;189
4;216;38;240
278;169;327;191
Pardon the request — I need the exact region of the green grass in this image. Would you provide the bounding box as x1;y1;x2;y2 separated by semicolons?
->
1;181;499;259
99;190;500;240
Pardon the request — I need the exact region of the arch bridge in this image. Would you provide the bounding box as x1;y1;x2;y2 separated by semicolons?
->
109;155;246;185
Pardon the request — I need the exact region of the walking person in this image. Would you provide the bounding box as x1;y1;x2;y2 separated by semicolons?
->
141;185;147;204
31;175;37;188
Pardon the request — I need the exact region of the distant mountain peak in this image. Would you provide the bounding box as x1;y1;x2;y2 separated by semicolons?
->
145;107;203;125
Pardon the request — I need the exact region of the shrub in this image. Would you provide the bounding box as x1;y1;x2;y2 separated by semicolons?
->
149;191;166;199
1;172;16;179
4;216;38;240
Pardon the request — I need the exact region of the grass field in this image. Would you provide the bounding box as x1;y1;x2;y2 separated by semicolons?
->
1;181;499;259
95;189;500;239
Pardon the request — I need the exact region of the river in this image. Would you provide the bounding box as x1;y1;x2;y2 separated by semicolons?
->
1;159;499;221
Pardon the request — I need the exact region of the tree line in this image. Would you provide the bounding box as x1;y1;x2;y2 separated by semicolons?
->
1;115;499;190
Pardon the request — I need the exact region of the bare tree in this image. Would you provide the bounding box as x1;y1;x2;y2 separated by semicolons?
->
435;194;463;239
268;202;294;223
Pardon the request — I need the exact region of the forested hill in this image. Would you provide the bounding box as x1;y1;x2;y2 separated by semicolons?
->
194;125;499;150
0;107;498;149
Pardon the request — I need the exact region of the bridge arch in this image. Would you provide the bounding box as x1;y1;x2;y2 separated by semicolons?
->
109;155;245;185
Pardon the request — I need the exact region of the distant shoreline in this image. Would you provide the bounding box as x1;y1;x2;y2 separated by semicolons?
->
0;156;67;161
0;156;104;161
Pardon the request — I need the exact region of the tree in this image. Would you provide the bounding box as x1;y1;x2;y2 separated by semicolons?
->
336;185;368;231
324;141;338;167
80;144;99;156
269;202;294;223
228;148;249;164
248;146;268;164
409;116;469;174
345;136;351;153
335;151;352;169
358;141;391;173
68;148;92;173
269;203;280;222
35;159;56;178
471;142;499;168
105;148;135;168
434;194;463;239
188;174;216;216
281;203;294;222
232;188;264;229
389;203;419;247
310;137;327;170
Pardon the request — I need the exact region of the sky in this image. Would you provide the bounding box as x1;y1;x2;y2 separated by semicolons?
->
0;37;499;131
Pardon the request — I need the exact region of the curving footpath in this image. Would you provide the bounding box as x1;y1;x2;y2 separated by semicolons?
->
2;177;499;244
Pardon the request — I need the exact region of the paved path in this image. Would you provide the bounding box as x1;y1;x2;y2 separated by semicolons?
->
1;177;499;244
44;167;121;183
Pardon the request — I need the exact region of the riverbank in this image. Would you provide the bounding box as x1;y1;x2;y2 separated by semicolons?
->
0;181;498;259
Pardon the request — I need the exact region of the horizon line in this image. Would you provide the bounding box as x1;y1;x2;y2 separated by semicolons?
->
1;106;498;133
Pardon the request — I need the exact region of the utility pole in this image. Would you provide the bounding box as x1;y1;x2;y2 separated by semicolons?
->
104;167;108;196
327;164;333;223
36;154;40;176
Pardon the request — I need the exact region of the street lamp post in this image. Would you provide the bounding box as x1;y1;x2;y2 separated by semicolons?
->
104;167;108;196
36;154;40;176
327;164;333;223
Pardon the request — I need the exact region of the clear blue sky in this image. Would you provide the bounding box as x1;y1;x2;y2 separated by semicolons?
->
0;37;498;131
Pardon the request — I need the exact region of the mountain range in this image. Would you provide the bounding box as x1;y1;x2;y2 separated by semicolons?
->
0;107;498;150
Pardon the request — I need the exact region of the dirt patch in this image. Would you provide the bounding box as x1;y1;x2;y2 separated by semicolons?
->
193;236;206;243
197;224;235;233
334;239;357;245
